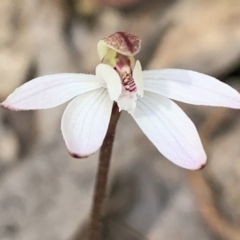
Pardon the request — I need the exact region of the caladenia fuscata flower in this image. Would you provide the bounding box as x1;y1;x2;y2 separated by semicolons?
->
2;32;240;170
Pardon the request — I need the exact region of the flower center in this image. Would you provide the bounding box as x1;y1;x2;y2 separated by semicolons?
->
96;32;143;113
115;53;137;93
96;51;143;113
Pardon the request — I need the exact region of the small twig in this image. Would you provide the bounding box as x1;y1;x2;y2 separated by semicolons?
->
88;103;121;240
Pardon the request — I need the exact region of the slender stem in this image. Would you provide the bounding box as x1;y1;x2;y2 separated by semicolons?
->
88;103;121;240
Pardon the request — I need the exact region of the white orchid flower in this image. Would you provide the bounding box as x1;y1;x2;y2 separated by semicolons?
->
2;32;240;170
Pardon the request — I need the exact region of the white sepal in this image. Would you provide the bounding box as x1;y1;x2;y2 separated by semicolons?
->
1;73;101;110
144;69;240;108
132;92;206;170
61;88;113;158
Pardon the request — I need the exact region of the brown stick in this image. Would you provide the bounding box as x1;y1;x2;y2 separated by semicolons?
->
88;103;121;240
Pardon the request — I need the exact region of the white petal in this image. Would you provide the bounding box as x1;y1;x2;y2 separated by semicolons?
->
96;63;122;101
144;69;240;108
117;92;137;113
132;92;206;170
1;74;101;110
61;88;113;158
133;60;144;97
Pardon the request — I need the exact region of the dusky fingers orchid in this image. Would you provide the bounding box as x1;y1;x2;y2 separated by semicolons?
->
2;31;240;170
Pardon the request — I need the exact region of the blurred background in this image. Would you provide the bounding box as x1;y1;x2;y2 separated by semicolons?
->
0;0;240;239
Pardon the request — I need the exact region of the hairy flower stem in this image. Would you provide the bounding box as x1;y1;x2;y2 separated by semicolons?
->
88;103;121;240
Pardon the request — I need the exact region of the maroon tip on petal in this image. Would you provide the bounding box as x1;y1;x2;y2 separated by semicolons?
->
69;151;89;159
198;163;206;170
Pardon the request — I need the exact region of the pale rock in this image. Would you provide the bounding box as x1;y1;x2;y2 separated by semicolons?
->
149;0;240;76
